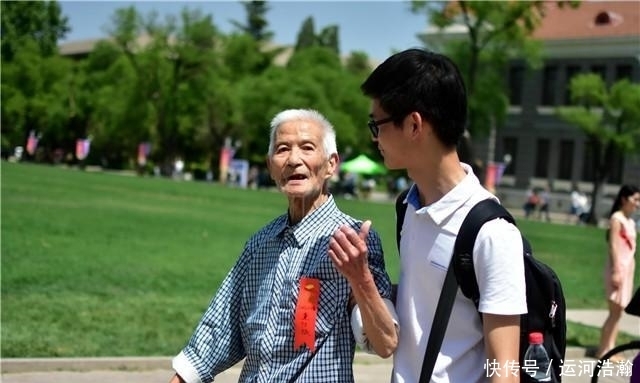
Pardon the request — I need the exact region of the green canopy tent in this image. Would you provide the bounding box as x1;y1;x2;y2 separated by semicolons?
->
340;154;387;175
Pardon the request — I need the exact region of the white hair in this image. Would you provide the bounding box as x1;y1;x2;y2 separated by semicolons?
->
267;109;338;157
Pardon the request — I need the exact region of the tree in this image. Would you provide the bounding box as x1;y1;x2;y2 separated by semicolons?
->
222;33;278;78
293;16;340;54
82;42;149;169
1;0;70;61
286;47;370;154
230;0;273;42
411;1;578;168
1;0;73;157
295;17;316;51
317;25;340;55
1;39;76;159
556;74;640;224
105;6;224;171
344;51;373;77
0;3;375;172
233;46;370;162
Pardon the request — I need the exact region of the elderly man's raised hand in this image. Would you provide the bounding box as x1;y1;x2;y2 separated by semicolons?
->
328;220;372;283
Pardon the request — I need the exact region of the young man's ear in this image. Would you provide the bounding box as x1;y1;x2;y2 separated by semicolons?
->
409;111;424;138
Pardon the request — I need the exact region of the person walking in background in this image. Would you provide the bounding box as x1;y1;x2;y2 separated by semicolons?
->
357;48;526;383
596;184;640;361
567;187;589;224
523;186;539;219
537;186;551;222
577;191;590;224
567;187;583;224
169;109;397;383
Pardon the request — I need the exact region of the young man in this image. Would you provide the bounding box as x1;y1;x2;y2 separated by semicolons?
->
169;109;397;383
360;48;527;382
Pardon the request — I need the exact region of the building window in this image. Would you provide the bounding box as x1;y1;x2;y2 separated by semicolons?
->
564;65;582;104
558;140;574;180
502;137;518;175
541;65;558;106
579;141;625;183
609;151;624;184
582;143;624;183
594;11;622;26
508;65;524;106
535;139;550;178
590;65;606;82
615;65;632;81
595;11;611;25
581;142;624;183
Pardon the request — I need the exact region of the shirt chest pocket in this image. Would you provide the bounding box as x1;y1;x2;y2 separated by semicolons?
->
281;276;349;334
314;278;349;336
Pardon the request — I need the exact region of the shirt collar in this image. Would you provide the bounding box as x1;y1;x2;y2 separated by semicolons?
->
406;163;479;225
270;195;339;245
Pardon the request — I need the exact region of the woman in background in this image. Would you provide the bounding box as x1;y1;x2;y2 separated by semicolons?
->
596;184;640;360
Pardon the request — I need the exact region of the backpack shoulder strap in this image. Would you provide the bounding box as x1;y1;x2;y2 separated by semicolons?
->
395;188;410;253
453;199;515;307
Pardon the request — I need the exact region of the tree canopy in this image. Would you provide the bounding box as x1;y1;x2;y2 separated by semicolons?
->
411;0;579;170
1;1;70;61
556;74;640;223
1;1;375;175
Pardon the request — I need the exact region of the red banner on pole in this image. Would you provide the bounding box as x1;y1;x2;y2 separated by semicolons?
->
137;142;151;165
76;139;90;160
26;131;38;155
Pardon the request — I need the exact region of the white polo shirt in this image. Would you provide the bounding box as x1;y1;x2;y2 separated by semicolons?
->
392;163;527;383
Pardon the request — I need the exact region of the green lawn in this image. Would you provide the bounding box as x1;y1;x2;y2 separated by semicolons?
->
1;162;636;357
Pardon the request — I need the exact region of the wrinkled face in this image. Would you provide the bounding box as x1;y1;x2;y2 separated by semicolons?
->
267;120;337;199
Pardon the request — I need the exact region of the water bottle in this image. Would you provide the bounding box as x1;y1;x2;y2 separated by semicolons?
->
523;332;551;382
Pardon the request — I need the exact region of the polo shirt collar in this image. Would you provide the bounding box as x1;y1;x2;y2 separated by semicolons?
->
406;163;479;226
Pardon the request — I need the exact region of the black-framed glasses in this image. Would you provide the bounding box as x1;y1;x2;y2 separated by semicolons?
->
367;116;395;138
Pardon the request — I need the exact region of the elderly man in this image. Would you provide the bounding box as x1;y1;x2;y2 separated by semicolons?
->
169;108;397;383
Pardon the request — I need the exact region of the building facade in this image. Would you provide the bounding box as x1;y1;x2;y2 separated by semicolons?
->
419;1;640;196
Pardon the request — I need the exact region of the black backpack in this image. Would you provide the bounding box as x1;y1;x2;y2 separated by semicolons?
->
395;190;567;382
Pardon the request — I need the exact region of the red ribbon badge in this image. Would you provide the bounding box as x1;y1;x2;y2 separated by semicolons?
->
294;277;320;352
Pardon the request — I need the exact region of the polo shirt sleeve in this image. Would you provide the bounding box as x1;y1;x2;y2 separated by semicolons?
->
473;218;527;315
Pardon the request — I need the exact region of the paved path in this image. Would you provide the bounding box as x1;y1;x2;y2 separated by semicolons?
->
2;309;638;382
2;347;636;383
2;354;396;383
1;356;626;383
567;310;640;337
2;365;395;383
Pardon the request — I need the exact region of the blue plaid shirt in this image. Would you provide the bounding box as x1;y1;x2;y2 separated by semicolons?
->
179;196;392;383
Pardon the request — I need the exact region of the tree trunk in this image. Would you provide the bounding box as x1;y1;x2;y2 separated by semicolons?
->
587;138;614;225
587;180;605;225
